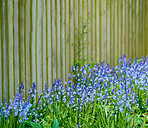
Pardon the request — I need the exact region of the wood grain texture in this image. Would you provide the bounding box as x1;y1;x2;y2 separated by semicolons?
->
132;0;136;59
2;0;8;102
14;0;19;97
65;0;69;81
61;0;65;83
0;0;2;103
31;0;37;85
25;0;31;97
101;0;106;65
146;0;148;56
47;0;52;89
87;0;91;63
70;0;74;70
19;0;25;95
7;0;14;100
96;0;100;63
114;0;117;66
57;0;61;79
42;0;47;88
36;0;43;96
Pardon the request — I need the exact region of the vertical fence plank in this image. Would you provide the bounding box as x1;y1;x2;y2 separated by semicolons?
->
3;0;8;102
125;0;128;58
96;0;100;63
0;0;2;103
128;0;132;59
143;0;145;56
70;0;74;71
94;0;97;62
84;0;88;64
110;0;114;66
30;0;37;102
140;0;143;58
92;0;95;61
106;0;110;65
57;0;61;79
51;0;57;81
122;0;125;56
74;0;78;63
95;0;100;63
78;0;82;61
25;0;31;96
14;0;19;95
87;0;91;63
118;0;122;60
31;0;37;85
65;0;69;81
42;0;47;87
114;0;117;66
36;0;43;96
136;0;139;58
117;0;119;63
8;0;14;101
61;0;65;83
146;0;148;56
121;0;123;57
47;0;52;88
19;0;25;95
101;0;106;64
132;0;135;59
114;0;118;66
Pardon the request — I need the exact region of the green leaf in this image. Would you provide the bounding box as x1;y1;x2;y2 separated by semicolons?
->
79;117;93;128
22;121;41;128
53;119;59;128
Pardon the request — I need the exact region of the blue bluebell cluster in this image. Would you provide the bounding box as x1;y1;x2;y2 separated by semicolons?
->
0;55;148;125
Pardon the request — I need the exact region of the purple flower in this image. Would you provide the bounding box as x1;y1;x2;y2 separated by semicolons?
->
78;122;81;127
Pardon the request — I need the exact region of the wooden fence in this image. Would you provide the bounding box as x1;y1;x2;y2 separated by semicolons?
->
0;0;148;103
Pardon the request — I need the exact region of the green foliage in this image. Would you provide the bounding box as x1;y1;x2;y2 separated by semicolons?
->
72;14;91;68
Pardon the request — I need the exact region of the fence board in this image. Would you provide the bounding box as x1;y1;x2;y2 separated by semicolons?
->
0;0;2;103
96;0;99;63
92;0;95;61
125;0;128;58
61;0;65;83
19;0;25;94
111;0;114;66
2;0;8;102
47;0;52;89
101;0;106;64
132;0;135;59
51;0;57;82
36;0;43;95
114;0;117;66
25;0;31;96
66;0;69;81
87;0;91;63
31;0;37;85
8;0;14;101
129;0;132;58
70;0;74;70
42;0;46;88
57;0;61;79
136;0;139;58
84;0;88;64
143;0;145;56
146;0;148;56
14;0;19;96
